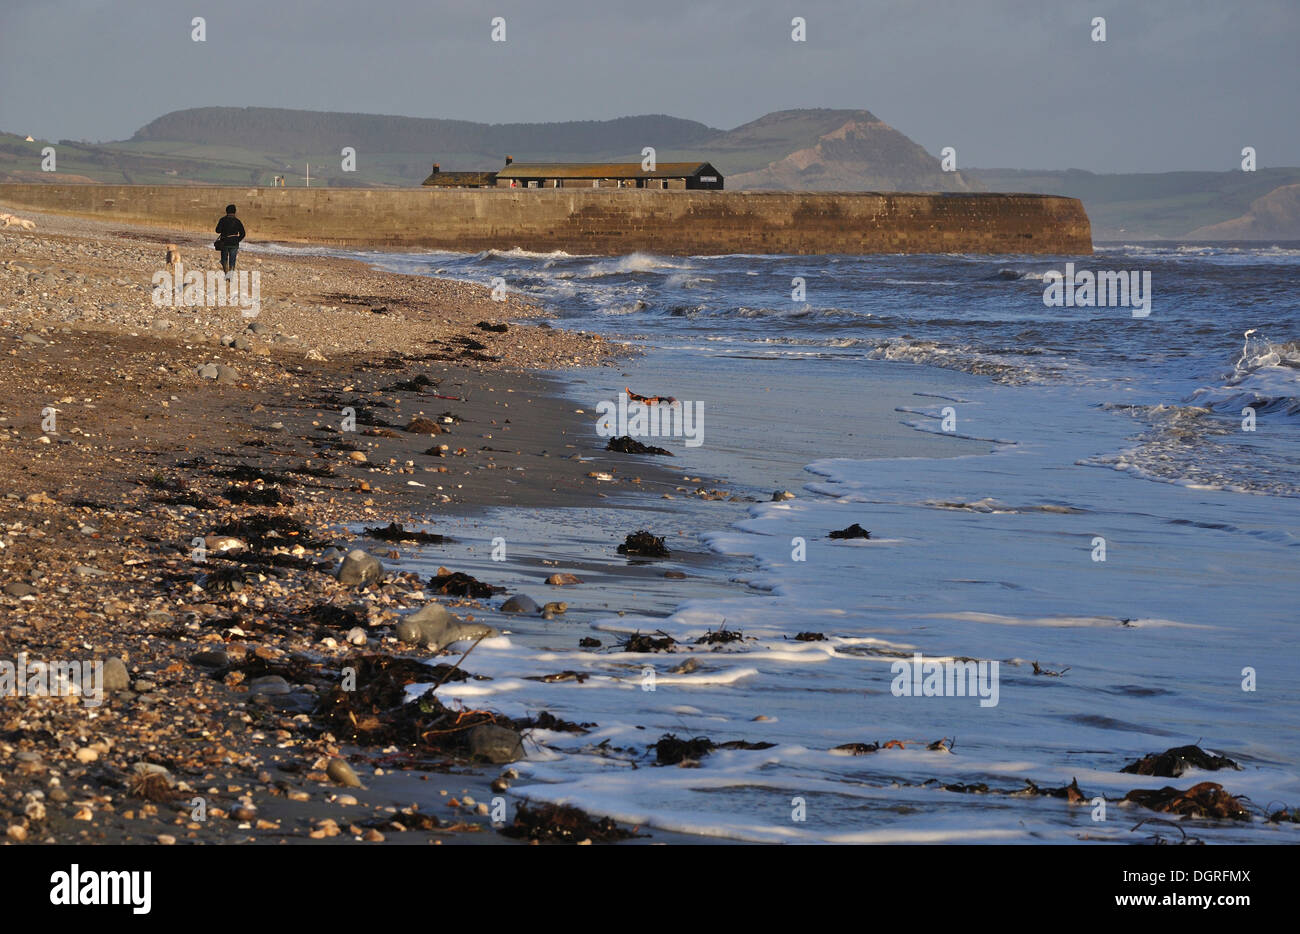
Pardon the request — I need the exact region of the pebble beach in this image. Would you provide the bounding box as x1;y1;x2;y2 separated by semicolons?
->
0;207;692;845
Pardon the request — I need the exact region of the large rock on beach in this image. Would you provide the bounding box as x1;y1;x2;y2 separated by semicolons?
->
336;549;383;586
468;724;525;764
395;603;496;650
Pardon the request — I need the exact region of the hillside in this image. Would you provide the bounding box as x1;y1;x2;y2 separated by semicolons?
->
131;107;719;163
711;110;977;192
968;167;1300;240
1;106;974;193
1187;183;1300;239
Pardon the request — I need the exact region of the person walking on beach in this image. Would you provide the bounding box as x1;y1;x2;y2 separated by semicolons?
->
215;204;246;276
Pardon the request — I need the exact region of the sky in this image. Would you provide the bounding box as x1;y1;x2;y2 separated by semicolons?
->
1;0;1296;173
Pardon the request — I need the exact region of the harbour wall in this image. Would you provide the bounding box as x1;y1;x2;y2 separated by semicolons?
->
0;185;1093;255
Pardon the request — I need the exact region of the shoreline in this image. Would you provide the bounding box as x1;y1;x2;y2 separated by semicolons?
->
7;207;1290;846
0;208;743;845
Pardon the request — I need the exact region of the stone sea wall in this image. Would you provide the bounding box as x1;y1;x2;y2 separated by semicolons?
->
0;185;1092;255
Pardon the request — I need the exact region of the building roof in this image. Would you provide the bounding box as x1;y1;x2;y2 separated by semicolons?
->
422;171;498;187
496;162;721;180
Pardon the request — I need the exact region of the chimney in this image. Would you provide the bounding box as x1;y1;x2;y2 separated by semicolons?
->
431;162;440;174
505;155;513;166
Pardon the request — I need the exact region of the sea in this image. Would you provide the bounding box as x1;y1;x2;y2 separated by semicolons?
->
274;241;1300;843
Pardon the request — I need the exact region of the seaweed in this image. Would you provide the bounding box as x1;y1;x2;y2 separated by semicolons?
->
212;464;296;486
428;568;501;598
1123;782;1250;821
828;523;871;539
364;521;446;544
211;513;330;548
653;733;775;765
319;654;503;756
1121;745;1241;778
619;631;676;652
308;603;365;630
499;802;641;844
617;530;670;558
695;628;744;645
833;742;880;755
514;711;595;734
654;734;714;765
606;435;674;456
385;373;439;393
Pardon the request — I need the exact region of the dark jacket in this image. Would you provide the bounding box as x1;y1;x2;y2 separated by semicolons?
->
215;214;246;247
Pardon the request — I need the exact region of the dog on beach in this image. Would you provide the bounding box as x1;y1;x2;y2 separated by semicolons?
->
0;213;37;231
625;386;679;406
164;243;181;276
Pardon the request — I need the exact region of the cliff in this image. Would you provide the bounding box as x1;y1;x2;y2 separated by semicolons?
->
1187;183;1300;240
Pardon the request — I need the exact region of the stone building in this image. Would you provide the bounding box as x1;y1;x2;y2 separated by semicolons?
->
421;163;498;187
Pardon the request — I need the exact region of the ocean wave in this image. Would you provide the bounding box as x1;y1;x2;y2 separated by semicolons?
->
1185;330;1300;417
599;299;650;315
579;251;690;277
1089;395;1300;497
922;498;1084;515
868;337;1064;385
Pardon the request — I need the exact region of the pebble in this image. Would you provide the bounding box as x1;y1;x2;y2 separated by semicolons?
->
500;594;540;614
326;758;364;788
101;656;130;692
247;675;291;695
191;648;230;668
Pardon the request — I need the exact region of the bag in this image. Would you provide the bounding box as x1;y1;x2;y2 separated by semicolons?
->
214;238;223;251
